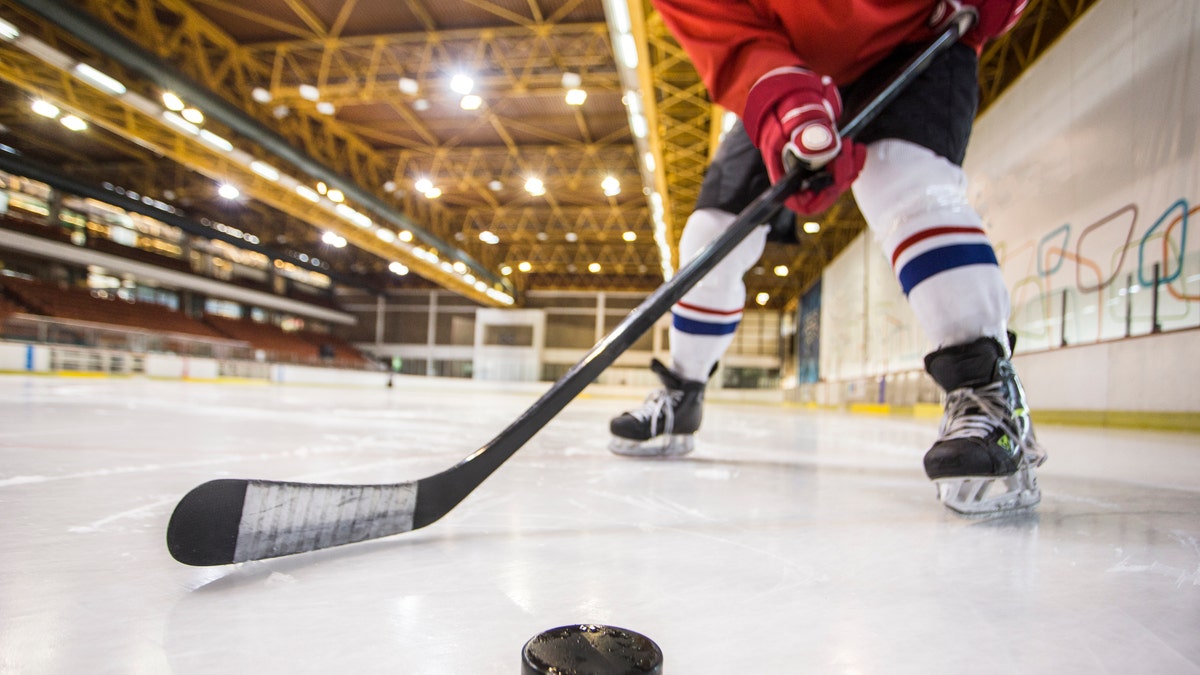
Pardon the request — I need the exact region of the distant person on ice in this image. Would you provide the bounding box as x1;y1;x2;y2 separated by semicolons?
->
609;0;1047;515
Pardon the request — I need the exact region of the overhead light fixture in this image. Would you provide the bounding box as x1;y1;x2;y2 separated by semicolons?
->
316;181;328;195
479;231;500;245
398;230;413;242
773;265;788;277
459;95;482;110
622;231;636;242
755;292;769;306
802;221;820;234
296;185;320;202
518;261;532;273
315;101;336;115
199;129;233;152
565;89;587;106
251;87;273;103
488;180;503;191
618;35;639;69
161;91;185;111
398;77;419;95
161;111;199;135
601;176;620;196
0;17;20;41
326;188;345;203
524;177;545;196
250;160;280;181
31;99;60;118
180;107;204;124
588;262;602;273
322;231;347;248
643;152;655;171
73;63;126;95
376;229;397;243
217;183;240;200
389;262;409;275
500;265;513;276
424;187;442;199
412;99;430;111
60;115;87;131
564;232;578;243
452;261;467;274
414;177;433;194
449;73;474;95
383;180;397;193
298;84;320;101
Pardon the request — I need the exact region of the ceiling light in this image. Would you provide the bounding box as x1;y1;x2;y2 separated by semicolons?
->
601;176;620;196
414;178;433;193
399;230;413;242
459;95;482;110
412;99;430;111
479;230;500;245
524;177;545;196
272;104;290;119
564;232;578;242
561;72;582;88
296;185;320;202
450;73;474;95
161;92;185;111
630;114;648;139
217;183;240;200
389;262;409;275
31;99;60;118
249;161;280;181
180;107;204;124
299;84;319;101
452;261;467;273
622;231;636;242
474;280;488;292
618;34;639;69
383;180;397;193
488;180;503;191
251;87;272;103
398;77;419;95
424;187;442;199
588;262;602;273
802;221;820;234
774;265;788;277
161;111;199;134
565;89;587;106
316;182;327;194
517;261;532;273
755;292;769;306
199;129;233;151
376;229;396;243
73;63;126;95
0;17;20;41
643;152;656;171
500;265;513;276
322;231;347;248
60;115;87;131
327;188;345;203
315;101;336;115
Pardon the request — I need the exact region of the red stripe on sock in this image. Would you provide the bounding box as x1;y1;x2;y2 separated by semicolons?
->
891;226;987;267
675;301;743;316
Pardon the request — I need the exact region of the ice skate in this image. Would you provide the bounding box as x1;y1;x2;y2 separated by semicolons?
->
923;335;1047;515
609;359;706;458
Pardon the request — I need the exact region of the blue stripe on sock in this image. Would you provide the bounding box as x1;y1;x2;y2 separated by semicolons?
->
898;244;999;295
672;313;740;336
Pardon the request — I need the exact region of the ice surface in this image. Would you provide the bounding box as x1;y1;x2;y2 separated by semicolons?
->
0;374;1197;673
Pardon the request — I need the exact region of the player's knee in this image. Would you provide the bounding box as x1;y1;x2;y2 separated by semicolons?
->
852;139;976;244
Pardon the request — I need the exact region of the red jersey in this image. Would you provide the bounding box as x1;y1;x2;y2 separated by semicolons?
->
652;0;975;115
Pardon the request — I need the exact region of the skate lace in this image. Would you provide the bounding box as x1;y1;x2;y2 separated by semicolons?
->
629;388;683;436
938;382;1047;464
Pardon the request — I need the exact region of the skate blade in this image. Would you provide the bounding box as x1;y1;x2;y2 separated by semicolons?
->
608;434;695;458
933;463;1041;515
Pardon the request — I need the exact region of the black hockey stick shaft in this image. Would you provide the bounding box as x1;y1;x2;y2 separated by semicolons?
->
167;14;972;565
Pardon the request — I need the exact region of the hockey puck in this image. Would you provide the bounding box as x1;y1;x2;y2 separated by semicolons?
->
521;624;663;675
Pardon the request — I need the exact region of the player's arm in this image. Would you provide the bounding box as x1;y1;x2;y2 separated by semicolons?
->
651;0;864;215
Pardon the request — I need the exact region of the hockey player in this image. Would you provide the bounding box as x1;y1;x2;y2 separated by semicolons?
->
609;0;1047;514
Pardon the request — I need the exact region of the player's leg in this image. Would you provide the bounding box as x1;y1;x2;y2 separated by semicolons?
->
609;122;772;457
848;42;1046;513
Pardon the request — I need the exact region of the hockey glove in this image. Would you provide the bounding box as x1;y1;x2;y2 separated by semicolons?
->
743;67;865;215
930;0;1027;42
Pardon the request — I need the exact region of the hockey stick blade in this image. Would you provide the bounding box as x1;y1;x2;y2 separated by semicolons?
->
166;15;972;566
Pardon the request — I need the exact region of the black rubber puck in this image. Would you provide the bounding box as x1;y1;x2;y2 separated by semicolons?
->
521;624;663;675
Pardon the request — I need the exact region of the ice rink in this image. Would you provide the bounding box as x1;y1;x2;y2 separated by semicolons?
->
1;373;1198;673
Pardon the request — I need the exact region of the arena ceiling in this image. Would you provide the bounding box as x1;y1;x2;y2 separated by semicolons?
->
0;0;1098;309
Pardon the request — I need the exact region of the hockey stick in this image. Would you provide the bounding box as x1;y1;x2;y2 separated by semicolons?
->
166;12;975;566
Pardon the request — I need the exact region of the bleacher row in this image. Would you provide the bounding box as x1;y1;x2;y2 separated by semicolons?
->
0;276;371;367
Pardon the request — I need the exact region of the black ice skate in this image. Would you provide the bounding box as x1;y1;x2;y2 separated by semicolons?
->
609;359;706;458
923;335;1048;515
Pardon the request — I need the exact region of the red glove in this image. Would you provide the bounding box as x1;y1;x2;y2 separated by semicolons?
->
743;67;865;215
931;0;1028;42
